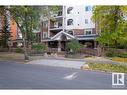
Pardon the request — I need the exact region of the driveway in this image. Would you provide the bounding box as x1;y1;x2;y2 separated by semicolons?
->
27;58;85;69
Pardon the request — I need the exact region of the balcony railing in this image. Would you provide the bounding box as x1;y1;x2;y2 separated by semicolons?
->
76;34;98;40
52;11;63;18
50;22;63;29
50;26;63;30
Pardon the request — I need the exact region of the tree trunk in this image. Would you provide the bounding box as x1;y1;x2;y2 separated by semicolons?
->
23;9;29;60
24;11;29;61
23;38;29;60
14;17;29;61
97;45;102;57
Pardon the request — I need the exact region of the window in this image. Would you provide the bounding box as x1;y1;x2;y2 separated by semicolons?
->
58;22;62;27
0;22;2;30
43;22;48;27
43;32;48;38
85;19;88;24
0;17;3;30
54;22;58;27
67;19;73;26
58;11;62;16
85;6;91;11
68;30;74;35
84;29;92;35
67;7;73;14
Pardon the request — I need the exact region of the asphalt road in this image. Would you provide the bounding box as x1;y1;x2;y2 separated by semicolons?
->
0;61;126;89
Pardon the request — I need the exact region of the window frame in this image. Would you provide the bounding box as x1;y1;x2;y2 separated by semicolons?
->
43;32;48;38
85;19;88;24
67;7;73;14
67;19;73;26
84;29;92;35
68;30;74;35
43;22;48;28
85;6;91;12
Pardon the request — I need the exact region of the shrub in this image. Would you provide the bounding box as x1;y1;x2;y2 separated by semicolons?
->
117;53;127;58
66;39;82;54
106;48;116;57
15;47;23;53
106;48;127;58
117;44;126;49
31;43;45;52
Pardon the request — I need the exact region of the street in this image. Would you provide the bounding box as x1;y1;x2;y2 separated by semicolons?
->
0;60;126;89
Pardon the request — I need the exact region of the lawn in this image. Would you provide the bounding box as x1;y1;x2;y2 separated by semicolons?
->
112;57;127;63
0;52;46;63
86;63;127;73
0;52;25;62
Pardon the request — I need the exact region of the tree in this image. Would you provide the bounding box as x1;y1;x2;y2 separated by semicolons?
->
10;6;41;60
10;6;59;60
0;6;11;48
92;6;127;49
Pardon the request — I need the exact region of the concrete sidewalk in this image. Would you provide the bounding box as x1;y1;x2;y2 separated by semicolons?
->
27;59;85;69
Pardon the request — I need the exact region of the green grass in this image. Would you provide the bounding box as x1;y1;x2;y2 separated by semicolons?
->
0;53;24;62
15;48;24;53
0;55;13;60
87;63;127;73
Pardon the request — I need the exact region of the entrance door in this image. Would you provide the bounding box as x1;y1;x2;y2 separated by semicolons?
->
61;34;67;51
61;41;66;51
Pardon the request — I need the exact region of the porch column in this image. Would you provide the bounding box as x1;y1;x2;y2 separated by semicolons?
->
45;42;48;52
58;41;61;52
94;41;97;48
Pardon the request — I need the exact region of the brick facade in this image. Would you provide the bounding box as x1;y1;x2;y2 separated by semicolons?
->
73;29;84;36
0;16;17;41
10;18;17;41
50;32;57;37
92;28;96;34
50;20;54;28
73;28;96;36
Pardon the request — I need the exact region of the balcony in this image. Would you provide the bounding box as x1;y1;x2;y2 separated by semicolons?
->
58;11;63;16
76;34;98;41
50;26;63;31
50;21;63;31
51;11;63;19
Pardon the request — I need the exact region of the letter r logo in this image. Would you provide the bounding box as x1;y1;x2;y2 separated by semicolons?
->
112;73;124;86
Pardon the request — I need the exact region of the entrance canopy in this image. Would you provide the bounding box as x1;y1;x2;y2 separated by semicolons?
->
51;31;75;41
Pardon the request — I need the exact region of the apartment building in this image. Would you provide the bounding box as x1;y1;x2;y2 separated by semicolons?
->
38;6;98;52
10;18;22;47
0;11;22;47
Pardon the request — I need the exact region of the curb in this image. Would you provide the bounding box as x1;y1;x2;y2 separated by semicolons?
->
38;57;85;62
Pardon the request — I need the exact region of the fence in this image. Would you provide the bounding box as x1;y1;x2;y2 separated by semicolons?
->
80;48;98;56
47;48;58;53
